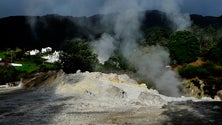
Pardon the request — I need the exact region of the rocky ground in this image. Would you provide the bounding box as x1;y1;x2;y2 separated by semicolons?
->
0;71;222;125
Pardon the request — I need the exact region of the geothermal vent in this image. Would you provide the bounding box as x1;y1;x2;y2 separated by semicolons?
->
53;71;167;107
33;71;209;108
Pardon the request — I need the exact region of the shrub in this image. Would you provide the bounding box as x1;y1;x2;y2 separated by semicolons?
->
202;62;222;77
59;38;98;73
205;40;222;65
104;53;134;72
168;31;200;64
0;66;19;85
178;65;209;79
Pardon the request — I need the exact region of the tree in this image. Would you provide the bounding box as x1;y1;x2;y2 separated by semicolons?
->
201;25;217;50
143;27;172;46
168;30;200;64
59;39;98;73
0;66;19;85
104;53;133;71
206;39;222;65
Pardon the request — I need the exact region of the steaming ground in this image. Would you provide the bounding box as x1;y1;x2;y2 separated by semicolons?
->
91;0;192;97
1;71;221;124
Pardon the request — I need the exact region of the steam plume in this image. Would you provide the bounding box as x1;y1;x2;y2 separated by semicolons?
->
24;0;191;96
158;0;191;30
91;33;117;64
92;0;190;96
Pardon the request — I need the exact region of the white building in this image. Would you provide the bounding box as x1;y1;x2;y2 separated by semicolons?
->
42;51;60;63
10;63;22;67
41;47;52;53
29;49;40;55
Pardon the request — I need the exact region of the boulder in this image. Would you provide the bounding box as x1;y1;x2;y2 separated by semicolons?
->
6;82;16;88
21;70;58;88
217;90;222;100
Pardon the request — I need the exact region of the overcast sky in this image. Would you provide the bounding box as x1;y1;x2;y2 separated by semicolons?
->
0;0;221;18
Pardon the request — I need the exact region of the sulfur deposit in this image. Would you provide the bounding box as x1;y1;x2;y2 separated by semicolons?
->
34;71;212;108
53;71;167;107
0;71;220;125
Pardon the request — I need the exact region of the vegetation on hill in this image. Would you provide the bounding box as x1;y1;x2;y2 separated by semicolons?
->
178;62;222;97
168;31;200;64
59;39;98;73
0;10;222;98
0;50;59;85
1;10;222;50
0;66;19;84
205;39;222;65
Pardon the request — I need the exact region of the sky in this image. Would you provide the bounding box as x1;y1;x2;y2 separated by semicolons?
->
0;0;222;18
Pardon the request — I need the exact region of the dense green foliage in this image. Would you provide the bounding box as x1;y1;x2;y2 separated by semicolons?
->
15;63;40;73
0;49;59;84
0;51;8;59
168;31;200;64
143;27;172;46
1;10;222;50
178;63;222;97
59;39;98;73
0;66;19;85
206;40;222;65
15;54;59;73
178;65;209;79
1;11;222;97
103;53;134;71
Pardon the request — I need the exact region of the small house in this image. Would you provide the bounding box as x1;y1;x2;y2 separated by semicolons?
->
41;47;52;53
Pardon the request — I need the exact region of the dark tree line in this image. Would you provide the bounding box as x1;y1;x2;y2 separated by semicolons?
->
1;10;222;50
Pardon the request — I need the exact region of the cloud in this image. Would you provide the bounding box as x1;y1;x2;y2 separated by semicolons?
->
181;0;222;16
25;0;105;17
0;0;105;17
0;0;222;18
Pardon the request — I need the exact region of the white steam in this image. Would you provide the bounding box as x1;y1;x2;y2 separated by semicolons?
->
91;33;117;64
92;0;190;96
158;0;191;31
24;0;191;96
101;0;191;31
25;0;191;31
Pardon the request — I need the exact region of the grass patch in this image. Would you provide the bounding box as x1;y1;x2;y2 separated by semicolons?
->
44;62;58;70
137;79;155;89
15;63;40;73
0;51;9;59
178;65;209;79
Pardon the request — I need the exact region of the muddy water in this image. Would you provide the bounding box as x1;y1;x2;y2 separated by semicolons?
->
0;87;222;125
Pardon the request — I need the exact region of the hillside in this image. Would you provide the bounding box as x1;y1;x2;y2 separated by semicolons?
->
1;10;222;99
190;14;222;28
0;10;221;50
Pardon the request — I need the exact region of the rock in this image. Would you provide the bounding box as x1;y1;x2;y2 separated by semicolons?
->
17;71;215;109
213;105;220;110
76;70;81;73
6;82;16;88
53;72;170;107
217;90;222;100
21;70;58;88
214;95;221;101
138;92;167;106
184;77;205;98
106;86;127;98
